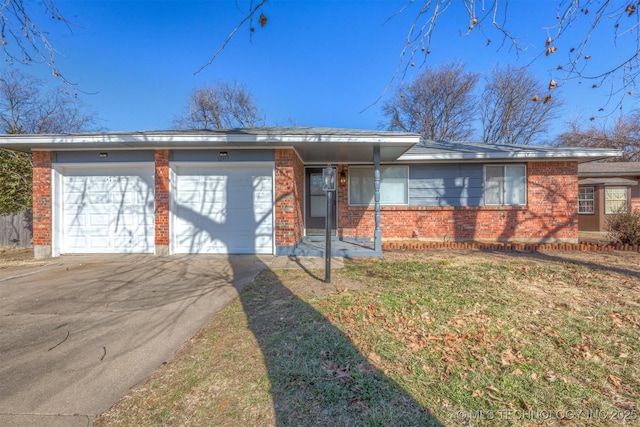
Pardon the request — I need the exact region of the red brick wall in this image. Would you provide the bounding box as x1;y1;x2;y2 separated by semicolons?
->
338;161;579;243
154;150;170;247
32;151;52;247
274;149;304;247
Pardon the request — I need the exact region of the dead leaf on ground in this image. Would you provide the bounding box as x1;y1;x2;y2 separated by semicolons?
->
368;351;382;365
608;374;622;388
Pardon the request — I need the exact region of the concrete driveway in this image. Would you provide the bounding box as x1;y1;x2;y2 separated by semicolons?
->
0;254;273;427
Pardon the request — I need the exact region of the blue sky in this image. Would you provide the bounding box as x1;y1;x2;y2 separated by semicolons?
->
9;0;640;142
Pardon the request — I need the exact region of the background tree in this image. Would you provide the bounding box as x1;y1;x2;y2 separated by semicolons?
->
0;69;97;215
173;81;264;129
0;69;95;134
481;65;562;145
381;62;479;140
558;112;640;162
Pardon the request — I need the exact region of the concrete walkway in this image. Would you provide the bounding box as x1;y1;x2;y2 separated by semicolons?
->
0;254;337;427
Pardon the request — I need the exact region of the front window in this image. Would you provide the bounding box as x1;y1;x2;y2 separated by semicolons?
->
349;166;408;205
605;187;628;214
484;165;526;206
578;187;595;214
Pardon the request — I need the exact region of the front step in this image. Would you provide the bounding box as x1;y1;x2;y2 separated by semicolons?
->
291;238;382;258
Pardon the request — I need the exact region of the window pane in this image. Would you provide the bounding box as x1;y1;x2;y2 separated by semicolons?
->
349;166;408;205
578;187;594;214
505;165;526;205
310;173;324;195
381;166;408;204
349;167;373;205
310;195;326;217
485;166;504;205
605;187;627;214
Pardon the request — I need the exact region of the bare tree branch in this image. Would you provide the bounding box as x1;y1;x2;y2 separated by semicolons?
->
195;0;270;75
0;0;78;86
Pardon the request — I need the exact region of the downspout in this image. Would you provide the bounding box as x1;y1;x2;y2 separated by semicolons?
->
373;146;382;252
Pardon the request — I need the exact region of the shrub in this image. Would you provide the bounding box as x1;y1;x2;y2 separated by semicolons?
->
606;208;640;245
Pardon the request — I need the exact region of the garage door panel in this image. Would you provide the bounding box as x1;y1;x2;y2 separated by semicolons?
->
89;236;110;249
64;213;86;226
64;236;86;249
110;192;134;205
89;214;110;226
254;190;272;204
175;191;200;204
173;165;273;254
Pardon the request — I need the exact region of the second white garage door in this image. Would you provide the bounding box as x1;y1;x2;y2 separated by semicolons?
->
172;163;274;254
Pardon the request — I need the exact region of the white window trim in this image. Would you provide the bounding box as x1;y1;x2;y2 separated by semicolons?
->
578;186;595;215
348;165;409;206
483;164;527;206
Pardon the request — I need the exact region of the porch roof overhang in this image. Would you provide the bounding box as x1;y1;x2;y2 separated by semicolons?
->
397;140;622;163
0;127;420;163
578;178;638;186
578;162;640;177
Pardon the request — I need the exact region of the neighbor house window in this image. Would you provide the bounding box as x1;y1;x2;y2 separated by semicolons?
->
605;186;628;214
484;165;526;206
578;187;595;214
349;166;408;205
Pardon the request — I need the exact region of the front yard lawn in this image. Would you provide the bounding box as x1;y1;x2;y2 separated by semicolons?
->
95;250;639;426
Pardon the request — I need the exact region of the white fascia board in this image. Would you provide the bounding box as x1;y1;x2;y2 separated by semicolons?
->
397;149;623;162
0;132;420;151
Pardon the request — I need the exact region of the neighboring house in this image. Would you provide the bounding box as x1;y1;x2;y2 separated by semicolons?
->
577;162;640;232
0;128;620;258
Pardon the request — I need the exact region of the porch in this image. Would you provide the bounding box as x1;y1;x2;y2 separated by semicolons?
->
291;237;381;257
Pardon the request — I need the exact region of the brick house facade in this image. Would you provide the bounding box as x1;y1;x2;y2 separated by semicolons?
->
1;129;620;258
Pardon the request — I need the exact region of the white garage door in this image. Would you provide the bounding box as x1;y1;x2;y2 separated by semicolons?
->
172;164;273;254
61;166;155;254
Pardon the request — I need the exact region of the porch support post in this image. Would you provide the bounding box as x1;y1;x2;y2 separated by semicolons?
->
373;146;382;252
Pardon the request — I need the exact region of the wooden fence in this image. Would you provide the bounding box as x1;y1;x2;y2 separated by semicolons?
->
0;211;32;248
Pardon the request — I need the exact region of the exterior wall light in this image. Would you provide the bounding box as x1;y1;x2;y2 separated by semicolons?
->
339;171;347;186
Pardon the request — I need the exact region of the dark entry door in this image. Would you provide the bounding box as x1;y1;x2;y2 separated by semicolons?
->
305;168;337;236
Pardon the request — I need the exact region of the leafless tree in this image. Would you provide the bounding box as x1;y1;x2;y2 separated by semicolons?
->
381;62;479;140
0;69;96;134
0;1;74;84
558;112;640;162
173;82;264;129
0;69;97;214
481;65;562;145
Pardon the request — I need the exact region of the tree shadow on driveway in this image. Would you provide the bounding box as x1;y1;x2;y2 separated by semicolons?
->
0;254;261;421
234;257;444;427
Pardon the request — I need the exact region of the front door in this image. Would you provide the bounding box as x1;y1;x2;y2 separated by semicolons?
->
305;168;337;236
